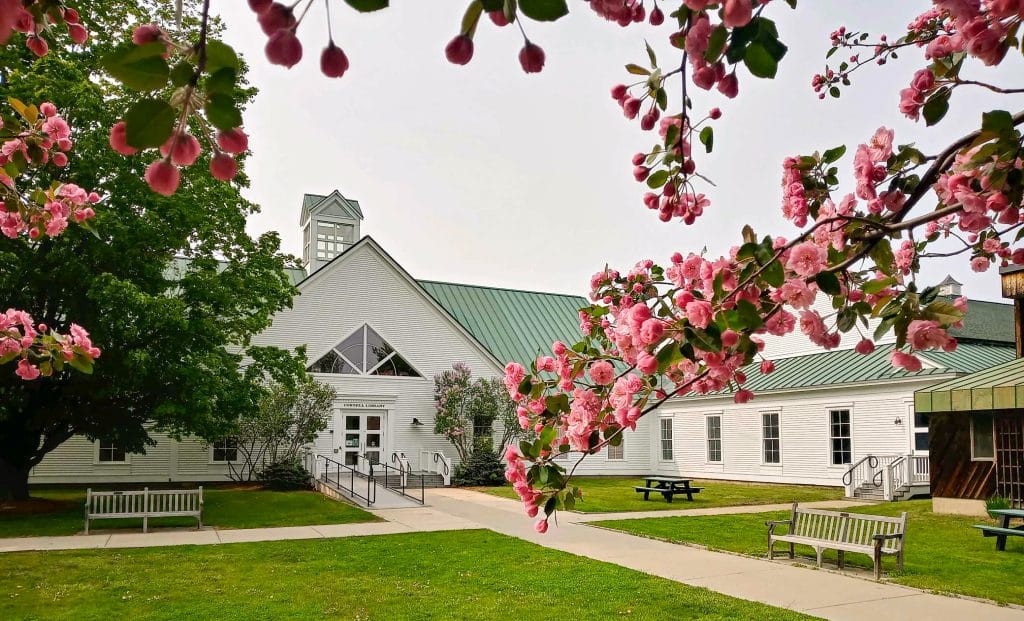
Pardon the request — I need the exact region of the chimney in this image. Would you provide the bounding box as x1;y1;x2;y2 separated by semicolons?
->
1000;265;1024;358
937;274;962;296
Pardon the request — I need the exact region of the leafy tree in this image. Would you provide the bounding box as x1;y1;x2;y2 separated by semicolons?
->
433;363;522;463
0;0;300;499
229;377;336;482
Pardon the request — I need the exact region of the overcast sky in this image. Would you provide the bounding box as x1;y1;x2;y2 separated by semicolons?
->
214;2;1018;303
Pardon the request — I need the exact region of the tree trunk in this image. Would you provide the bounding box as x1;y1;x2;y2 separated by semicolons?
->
0;457;31;501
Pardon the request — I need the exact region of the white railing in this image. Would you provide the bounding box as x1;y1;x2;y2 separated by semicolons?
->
910;454;930;485
843;455;880;497
391;451;412;487
419;450;452;486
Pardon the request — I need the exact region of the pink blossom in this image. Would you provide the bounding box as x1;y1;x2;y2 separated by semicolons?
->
891;350;923;372
734;389;754;404
15;359;39;380
906;320;956;351
535;519;549;534
685;300;713;329
589;360;615;385
855;339;875;355
786;242;827;277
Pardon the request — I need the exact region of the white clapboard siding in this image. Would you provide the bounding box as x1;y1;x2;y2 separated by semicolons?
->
654;377;946;486
559;414;656;476
757;293;896;360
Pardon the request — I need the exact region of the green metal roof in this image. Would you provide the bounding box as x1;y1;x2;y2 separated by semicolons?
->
418;280;586;367
697;342;1015;397
946;297;1015;345
915;355;1024;413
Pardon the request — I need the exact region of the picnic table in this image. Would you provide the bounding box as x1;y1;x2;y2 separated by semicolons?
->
634;476;703;503
975;508;1024;551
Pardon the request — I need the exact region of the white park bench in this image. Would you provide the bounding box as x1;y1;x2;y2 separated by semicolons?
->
766;503;907;579
84;487;203;534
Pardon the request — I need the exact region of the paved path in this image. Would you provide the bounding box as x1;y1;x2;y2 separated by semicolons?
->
0;507;476;553
424;488;1024;621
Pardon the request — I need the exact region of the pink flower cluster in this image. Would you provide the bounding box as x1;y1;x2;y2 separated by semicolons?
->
853;127;904;214
0;101;100;239
924;0;1017;66
1;184;99;239
1;309;100;380
0;0;88;57
898;68;936;121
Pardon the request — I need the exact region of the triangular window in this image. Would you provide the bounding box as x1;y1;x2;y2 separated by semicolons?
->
309;325;420;377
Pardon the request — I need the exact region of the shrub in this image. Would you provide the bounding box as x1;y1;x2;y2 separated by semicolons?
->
453;447;506;487
256;459;311;491
987;495;1011;515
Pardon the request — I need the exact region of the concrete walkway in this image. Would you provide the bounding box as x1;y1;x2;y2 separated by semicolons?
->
0;506;476;553
424;488;1024;621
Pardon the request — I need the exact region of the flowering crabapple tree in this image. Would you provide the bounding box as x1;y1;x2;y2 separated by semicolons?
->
6;0;1024;528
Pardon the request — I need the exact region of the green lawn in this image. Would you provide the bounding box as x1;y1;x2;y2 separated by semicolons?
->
475;476;844;513
0;529;815;620
595;499;1024;606
0;486;379;538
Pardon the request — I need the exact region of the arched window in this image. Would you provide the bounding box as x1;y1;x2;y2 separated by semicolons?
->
309;325;420;377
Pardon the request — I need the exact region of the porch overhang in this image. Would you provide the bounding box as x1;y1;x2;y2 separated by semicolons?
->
914;356;1024;414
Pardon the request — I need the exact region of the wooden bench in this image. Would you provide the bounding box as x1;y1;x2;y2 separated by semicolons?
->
633;485;704;502
766;503;907;579
84;487;203;534
973;525;1024;551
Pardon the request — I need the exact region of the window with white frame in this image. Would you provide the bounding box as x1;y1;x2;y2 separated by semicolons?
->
314;221;354;261
706;415;722;462
660;417;674;461
97;440;126;463
762;412;780;464
971;413;995;461
308;325;420;377
607;436;624;460
829;409;852;465
212;437;238;463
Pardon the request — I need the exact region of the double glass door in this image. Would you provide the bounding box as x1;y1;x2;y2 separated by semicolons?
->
341;411;383;472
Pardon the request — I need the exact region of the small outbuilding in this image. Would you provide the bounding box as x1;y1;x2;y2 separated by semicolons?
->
916;264;1024;515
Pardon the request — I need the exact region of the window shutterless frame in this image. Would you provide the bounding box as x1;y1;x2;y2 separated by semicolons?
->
705;414;722;463
970;413;996;461
659;416;674;461
761;411;781;465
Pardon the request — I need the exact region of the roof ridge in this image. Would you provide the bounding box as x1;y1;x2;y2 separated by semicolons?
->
418;279;587;301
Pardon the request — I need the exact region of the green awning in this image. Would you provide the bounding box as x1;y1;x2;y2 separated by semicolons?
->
915;356;1024;413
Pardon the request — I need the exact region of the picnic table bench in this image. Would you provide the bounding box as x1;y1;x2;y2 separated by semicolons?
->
766;503;907;579
974;508;1024;551
85;487;203;534
634;476;703;503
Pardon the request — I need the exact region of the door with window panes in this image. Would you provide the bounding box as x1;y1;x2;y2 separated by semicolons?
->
338;410;385;474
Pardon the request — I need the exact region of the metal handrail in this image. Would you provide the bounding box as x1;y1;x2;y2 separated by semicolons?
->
842;455;878;486
433;452;450;476
874;455;907;488
379;460;425;504
315;454;376;506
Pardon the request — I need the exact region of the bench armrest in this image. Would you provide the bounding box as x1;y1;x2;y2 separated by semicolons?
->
765;519;792;527
872;533;903;541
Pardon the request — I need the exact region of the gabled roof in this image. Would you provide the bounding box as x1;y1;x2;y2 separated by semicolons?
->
691;342;1015;398
299;190;364;225
419;281;586;367
946;297;1014;345
915;355;1024;413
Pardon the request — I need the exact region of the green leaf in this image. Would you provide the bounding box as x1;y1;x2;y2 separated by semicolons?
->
762;260;785;287
68;354;95;374
744;43;778;78
101;42;169;91
519;0;568;21
922;89;950;127
862;277;895;295
699;126;713;153
705;25;728;62
646;169;669;188
343;0;389;12
124;98;176;149
869;240;895;276
481;0;503;9
922;300;963;326
645;40;657;67
625;63;651;75
822;145;846;164
836;308;857;332
204;40;240;73
170;62;194;87
982;109;1014;134
539;425;557;448
815;271;841;295
205;93;243;131
204;67;236;94
461;1;484;36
